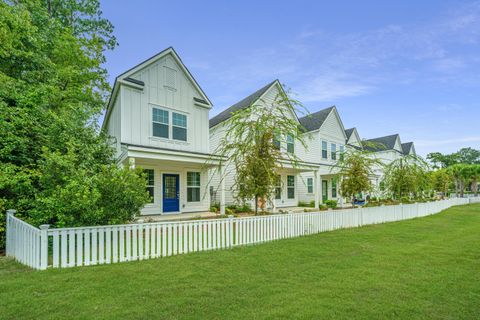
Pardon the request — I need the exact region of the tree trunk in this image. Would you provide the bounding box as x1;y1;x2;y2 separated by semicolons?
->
254;195;258;215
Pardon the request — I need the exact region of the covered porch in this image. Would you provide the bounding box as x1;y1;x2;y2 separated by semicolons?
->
120;144;226;216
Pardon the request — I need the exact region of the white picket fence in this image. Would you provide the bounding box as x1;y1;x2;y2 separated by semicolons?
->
5;198;477;270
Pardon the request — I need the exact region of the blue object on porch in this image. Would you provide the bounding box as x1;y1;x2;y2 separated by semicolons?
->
354;199;366;206
163;174;179;212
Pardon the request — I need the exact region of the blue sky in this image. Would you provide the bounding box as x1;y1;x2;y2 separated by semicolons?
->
101;0;480;157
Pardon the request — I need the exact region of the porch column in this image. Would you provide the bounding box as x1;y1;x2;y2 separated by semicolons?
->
318;172;323;206
128;157;136;170
220;165;226;215
338;178;344;207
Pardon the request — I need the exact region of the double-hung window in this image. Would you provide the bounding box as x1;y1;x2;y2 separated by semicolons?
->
172;112;187;141
287;175;295;199
152;108;169;138
286;134;294;154
339;145;345;161
144;169;155;203
187;172;200;202
322;141;328;159
331;143;337;160
307;177;313;194
275;175;282;199
273;134;281;150
332;179;337;198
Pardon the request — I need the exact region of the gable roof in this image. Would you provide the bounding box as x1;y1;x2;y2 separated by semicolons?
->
297;106;336;132
209;80;278;128
345;128;355;140
363;134;401;152
103;47;211;130
402;142;414;155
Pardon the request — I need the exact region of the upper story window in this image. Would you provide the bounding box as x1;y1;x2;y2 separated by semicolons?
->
286;134;294;154
273;134;281;150
152;108;169;138
339;145;345;161
172;112;187;141
152;107;188;142
322;141;328;159
331;143;337;160
307;177;313;194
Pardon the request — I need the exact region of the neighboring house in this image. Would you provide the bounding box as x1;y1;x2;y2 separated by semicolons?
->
103;48;417;215
102;47;225;215
363;134;417;195
296;106;351;205
209;80;320;210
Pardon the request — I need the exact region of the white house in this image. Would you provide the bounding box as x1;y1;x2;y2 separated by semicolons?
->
103;48;417;215
209;80;321;210
102;47;225;215
363;134;417;194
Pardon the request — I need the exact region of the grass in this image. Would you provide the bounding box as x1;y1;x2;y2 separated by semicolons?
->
1;204;480;319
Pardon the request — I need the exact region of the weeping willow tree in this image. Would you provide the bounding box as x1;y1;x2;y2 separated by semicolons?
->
211;84;308;214
333;147;382;205
383;155;430;199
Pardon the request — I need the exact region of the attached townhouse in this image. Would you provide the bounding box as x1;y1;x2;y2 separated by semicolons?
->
103;47;225;216
103;47;416;216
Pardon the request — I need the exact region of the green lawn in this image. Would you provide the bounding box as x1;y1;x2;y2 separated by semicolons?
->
1;204;480;319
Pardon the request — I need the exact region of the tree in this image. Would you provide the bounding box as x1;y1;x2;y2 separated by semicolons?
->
211;86;308;214
0;1;148;249
383;155;430;199
429;169;452;197
427;148;480;169
447;164;468;197
334;149;382;205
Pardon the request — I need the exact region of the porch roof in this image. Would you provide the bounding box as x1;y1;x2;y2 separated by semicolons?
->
121;143;225;167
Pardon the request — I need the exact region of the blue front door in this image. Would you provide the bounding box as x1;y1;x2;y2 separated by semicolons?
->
163;174;179;213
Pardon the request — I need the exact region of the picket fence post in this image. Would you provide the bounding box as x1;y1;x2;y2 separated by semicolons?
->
5;209;16;257
39;224;50;270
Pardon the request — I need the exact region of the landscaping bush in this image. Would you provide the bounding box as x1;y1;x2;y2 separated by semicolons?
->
298;201;314;208
325;200;338;209
210;202;220;213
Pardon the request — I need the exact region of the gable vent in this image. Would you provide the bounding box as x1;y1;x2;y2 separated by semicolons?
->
164;66;177;89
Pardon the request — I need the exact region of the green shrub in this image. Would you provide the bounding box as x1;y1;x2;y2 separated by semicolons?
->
298;201;314;208
210;202;219;213
236;203;251;213
325;200;338;209
319;204;328;211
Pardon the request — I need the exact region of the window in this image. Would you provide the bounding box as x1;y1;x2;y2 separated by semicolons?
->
287;175;295;199
331;143;337;160
275;175;281;199
144;169;155;203
152;108;169;138
187;172;200;202
307;178;313;194
172;112;187;141
322;141;328;159
332;179;337;198
339;145;345;161
286;134;294;154
273;134;281;150
380;181;385;191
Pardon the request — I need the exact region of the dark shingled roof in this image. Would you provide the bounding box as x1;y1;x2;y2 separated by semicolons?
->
298;106;335;132
209;80;277;128
363;134;400;152
345;128;355;140
402;142;414;155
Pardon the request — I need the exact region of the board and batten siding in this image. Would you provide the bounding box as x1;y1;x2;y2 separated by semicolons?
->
107;95;122;158
118;54;210;154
